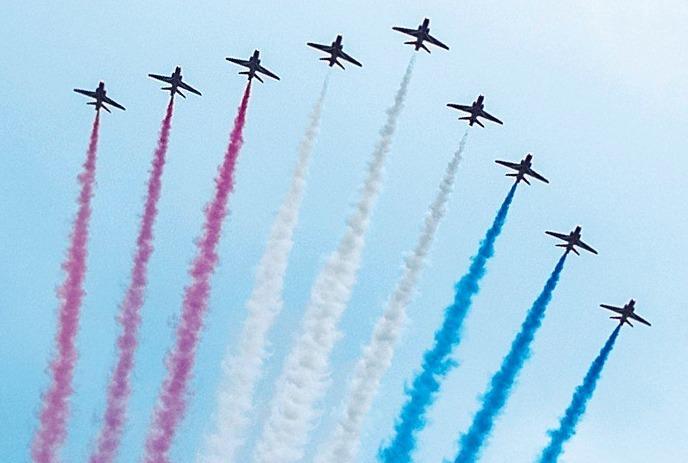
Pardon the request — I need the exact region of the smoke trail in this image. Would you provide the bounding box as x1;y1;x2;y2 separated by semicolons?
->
143;83;252;463
198;77;329;463
31;113;101;463
537;325;622;463
252;57;415;463
453;254;568;463
89;99;175;463
317;130;469;463
378;183;518;463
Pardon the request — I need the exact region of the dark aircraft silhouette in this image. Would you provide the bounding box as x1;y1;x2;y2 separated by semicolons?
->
307;35;362;69
546;226;598;255
226;50;280;83
601;299;651;327
73;82;125;112
148;66;202;98
393;18;449;53
495;154;549;185
447;95;503;127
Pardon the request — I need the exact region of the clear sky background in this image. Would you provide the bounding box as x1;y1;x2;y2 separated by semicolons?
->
1;1;687;462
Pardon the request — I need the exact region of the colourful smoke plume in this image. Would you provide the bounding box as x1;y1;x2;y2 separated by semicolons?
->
143;83;252;463
89;98;175;463
32;113;101;463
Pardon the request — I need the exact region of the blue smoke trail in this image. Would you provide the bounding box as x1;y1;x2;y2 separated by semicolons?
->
537;325;622;463
378;183;518;463
453;253;568;463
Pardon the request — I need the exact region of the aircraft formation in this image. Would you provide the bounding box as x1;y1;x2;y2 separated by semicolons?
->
72;17;651;330
39;15;651;463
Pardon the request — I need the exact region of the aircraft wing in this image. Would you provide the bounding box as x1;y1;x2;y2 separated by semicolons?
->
103;95;126;111
426;33;449;50
179;80;202;96
226;57;250;67
527;168;549;183
600;304;625;315
339;50;362;67
74;89;97;98
447;103;473;113
576;239;598;254
495;160;521;170
307;42;332;53
392;26;419;37
148;73;172;83
257;64;280;80
545;231;570;241
479;109;503;125
629;312;651;326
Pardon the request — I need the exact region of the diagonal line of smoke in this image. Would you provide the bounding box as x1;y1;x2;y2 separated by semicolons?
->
316;130;469;463
454;254;568;463
32;113;101;463
537;325;622;463
378;183;518;463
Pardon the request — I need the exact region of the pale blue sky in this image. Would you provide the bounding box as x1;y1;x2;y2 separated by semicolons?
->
1;1;686;462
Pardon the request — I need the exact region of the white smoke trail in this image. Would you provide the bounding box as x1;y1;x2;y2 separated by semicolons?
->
252;57;416;463
314;130;468;463
197;78;329;463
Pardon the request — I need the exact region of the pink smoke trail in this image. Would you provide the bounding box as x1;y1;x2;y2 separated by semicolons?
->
143;82;252;463
31;112;101;463
89;98;175;463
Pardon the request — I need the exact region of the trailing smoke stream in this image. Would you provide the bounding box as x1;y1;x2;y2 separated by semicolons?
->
378;183;518;463
454;254;568;463
252;57;415;463
89;99;175;463
316;130;469;463
537;325;622;463
143;83;252;463
198;77;329;463
32;113;101;463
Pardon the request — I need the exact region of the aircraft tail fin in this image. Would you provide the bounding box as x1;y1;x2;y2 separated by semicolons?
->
421;42;431;53
162;86;186;98
255;74;264;83
476;119;485;128
556;243;578;255
335;59;345;70
611;316;633;327
523;177;531;185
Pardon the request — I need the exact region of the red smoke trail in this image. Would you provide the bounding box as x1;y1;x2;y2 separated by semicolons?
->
89;98;175;463
143;82;252;463
31;113;101;463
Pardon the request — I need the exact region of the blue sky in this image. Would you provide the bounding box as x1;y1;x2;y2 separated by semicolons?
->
1;1;686;462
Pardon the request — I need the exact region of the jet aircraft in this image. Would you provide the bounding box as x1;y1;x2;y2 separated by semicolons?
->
393;18;449;52
546;226;598;255
148;66;202;98
73;82;125;112
495;154;549;185
601;299;651;327
447;95;503;127
226;50;280;82
307;35;362;69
